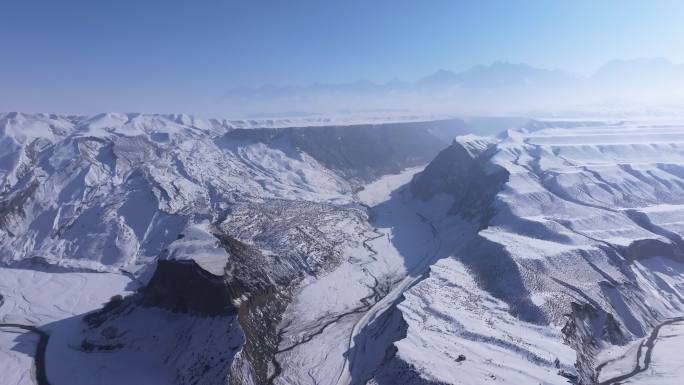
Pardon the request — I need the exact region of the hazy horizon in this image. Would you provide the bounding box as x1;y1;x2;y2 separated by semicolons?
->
3;1;684;117
5;58;684;119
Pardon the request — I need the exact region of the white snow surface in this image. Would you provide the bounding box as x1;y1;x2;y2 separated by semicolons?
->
273;167;474;385
381;121;684;384
0;112;357;385
622;320;684;384
0;112;353;271
4;115;684;385
0;265;133;385
395;259;575;384
47;307;243;385
0;112;454;385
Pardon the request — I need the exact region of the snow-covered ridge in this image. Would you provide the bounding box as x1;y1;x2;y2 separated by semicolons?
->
453;134;498;158
376;121;684;385
1;112;226;143
0;112;473;385
0;112;458;143
7;112;684;385
0;112;469;272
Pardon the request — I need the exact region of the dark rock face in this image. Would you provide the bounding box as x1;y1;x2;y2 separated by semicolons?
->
141;259;237;316
410;138;508;223
214;232;280;295
218;119;469;182
410;139;480;201
82;294;132;329
561;302;627;385
623;238;683;261
0;181;39;234
212;200;367;385
233;290;291;385
212;232;291;385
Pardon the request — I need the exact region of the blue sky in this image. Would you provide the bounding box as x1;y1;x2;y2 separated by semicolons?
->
2;0;684;113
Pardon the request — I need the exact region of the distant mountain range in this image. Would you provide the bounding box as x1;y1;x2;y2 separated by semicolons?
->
220;58;684;117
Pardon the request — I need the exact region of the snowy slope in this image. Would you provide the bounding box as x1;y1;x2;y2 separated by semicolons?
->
4;112;684;385
0;113;360;272
0;113;471;270
373;123;684;385
0;112;468;385
0;264;133;385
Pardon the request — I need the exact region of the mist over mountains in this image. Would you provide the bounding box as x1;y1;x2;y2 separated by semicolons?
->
220;58;684;118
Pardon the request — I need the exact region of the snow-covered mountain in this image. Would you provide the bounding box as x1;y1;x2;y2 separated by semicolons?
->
0;112;471;385
374;122;684;384
0;112;473;269
216;59;684;117
2;113;684;385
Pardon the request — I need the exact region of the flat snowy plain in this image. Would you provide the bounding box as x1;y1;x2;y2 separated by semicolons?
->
0;266;133;385
621;320;684;384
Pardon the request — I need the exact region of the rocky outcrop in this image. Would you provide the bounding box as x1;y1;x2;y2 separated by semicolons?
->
141;259;236;316
212;232;292;385
0;181;38;235
622;238;683;261
79;257;246;385
410;135;508;223
561;302;627;384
